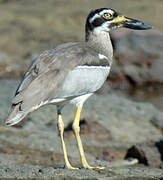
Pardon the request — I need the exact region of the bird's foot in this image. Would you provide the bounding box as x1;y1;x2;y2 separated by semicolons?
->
68;166;79;170
82;162;105;170
66;163;79;170
83;165;105;170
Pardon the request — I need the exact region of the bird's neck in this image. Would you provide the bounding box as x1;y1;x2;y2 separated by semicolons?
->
85;29;113;59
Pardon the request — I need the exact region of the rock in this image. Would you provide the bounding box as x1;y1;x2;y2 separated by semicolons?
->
0;79;163;179
150;115;163;130
155;140;163;162
110;29;163;87
149;58;163;82
0;51;26;78
125;143;162;168
1;79;163;145
0;51;38;78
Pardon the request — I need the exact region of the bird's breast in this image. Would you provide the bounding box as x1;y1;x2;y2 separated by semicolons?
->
56;65;110;98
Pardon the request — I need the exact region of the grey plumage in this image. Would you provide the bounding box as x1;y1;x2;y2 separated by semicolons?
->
7;41;112;125
5;8;152;169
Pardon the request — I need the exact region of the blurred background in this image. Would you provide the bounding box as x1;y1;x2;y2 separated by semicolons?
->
0;0;163;178
0;0;163;109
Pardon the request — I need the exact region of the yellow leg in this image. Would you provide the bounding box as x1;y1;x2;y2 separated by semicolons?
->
57;113;78;169
72;106;105;169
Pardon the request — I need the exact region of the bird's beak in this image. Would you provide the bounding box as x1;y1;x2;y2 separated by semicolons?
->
113;15;152;30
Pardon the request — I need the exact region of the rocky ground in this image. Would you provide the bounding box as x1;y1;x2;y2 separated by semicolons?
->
0;80;163;179
0;0;163;179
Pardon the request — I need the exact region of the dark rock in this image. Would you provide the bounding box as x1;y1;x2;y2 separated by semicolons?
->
125;143;162;168
155;140;163;161
110;29;163;87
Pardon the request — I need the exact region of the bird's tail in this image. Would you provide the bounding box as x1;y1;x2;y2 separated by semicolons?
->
5;103;27;126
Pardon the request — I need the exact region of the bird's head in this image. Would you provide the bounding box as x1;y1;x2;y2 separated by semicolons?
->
86;8;152;37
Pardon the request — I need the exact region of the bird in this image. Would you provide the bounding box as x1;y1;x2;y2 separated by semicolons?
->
5;8;152;169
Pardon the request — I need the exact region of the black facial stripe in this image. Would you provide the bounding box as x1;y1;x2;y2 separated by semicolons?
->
87;8;119;28
113;11;118;18
85;8;119;40
108;9;119;18
88;8;108;19
92;18;106;27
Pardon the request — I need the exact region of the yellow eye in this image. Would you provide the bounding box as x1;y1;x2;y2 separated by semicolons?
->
103;13;113;19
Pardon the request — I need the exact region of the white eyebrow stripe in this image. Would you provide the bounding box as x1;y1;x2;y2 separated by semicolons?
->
89;9;114;23
89;13;100;23
99;9;114;16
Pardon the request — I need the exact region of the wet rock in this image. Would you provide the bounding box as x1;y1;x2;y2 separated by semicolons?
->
125;143;162;168
110;29;163;87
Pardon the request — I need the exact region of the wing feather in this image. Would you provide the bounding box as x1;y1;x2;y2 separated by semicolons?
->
12;42;110;112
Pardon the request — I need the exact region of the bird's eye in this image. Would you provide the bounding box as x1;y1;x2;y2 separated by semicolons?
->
103;13;113;19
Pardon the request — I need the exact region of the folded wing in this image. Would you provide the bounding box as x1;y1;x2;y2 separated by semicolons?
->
6;42;109;126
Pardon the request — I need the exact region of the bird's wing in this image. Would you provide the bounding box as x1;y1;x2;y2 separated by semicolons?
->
15;42;77;95
12;43;110;112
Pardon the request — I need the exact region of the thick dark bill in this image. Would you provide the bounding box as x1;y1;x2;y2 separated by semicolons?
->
122;17;152;30
113;15;152;30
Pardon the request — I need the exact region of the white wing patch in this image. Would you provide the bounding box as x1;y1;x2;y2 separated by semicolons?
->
98;53;108;60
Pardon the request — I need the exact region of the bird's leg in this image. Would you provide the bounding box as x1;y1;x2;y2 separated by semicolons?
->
57;111;78;169
72;106;104;169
